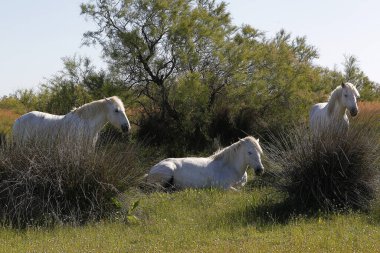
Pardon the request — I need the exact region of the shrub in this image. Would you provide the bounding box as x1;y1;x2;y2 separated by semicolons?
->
265;116;380;212
137;112;210;156
0;140;144;228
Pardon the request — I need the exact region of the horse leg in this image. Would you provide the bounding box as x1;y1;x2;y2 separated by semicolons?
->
228;186;238;191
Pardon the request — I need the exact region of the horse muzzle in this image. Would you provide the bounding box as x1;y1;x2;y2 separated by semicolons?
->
254;166;264;176
121;124;130;133
350;108;358;117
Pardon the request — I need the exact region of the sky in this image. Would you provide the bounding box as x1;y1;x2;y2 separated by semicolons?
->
1;0;379;97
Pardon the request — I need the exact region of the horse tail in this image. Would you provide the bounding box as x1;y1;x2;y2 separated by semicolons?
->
146;161;176;187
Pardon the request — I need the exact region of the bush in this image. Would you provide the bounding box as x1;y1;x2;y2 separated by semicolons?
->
137;112;210;156
265;116;380;212
0;141;144;228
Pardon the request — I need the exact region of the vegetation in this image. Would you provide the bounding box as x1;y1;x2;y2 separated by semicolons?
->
0;141;144;228
265;117;380;212
0;0;379;251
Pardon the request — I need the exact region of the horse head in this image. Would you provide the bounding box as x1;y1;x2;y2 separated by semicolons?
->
341;82;360;117
243;137;264;176
105;97;131;133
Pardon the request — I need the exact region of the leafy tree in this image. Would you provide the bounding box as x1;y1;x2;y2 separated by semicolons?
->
217;29;321;137
36;56;131;114
81;0;235;121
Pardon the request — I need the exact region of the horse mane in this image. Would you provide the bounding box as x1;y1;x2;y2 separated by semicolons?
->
326;83;360;115
210;136;262;163
345;82;360;97
72;96;124;120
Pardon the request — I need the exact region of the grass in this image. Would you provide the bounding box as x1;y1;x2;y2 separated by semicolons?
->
0;187;379;252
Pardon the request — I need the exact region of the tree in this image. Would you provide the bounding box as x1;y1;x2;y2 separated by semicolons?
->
81;0;235;121
39;56;128;114
343;55;380;100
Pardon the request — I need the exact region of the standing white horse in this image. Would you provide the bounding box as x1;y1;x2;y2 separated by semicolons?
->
146;136;264;190
12;96;130;147
310;82;360;134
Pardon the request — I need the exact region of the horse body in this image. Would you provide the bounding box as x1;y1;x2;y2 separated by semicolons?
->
13;111;66;144
12;96;130;147
310;102;349;134
146;136;264;190
310;82;359;134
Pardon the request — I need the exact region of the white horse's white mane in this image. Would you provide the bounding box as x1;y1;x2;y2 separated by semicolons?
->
327;82;360;115
71;96;124;119
210;136;262;163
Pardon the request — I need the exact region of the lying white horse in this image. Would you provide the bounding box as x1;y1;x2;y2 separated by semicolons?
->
146;136;264;190
12;96;130;147
310;82;360;134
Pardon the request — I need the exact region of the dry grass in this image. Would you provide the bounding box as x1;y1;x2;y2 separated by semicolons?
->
0;109;20;135
264;107;380;212
0;141;145;228
358;101;380;113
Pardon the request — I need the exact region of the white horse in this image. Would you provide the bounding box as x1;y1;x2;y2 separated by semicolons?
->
310;82;360;134
12;96;130;147
145;136;264;190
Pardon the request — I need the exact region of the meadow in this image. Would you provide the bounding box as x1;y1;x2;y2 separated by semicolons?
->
0;188;379;253
0;102;379;252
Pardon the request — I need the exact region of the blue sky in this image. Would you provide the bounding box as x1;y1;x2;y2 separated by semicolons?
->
1;0;379;97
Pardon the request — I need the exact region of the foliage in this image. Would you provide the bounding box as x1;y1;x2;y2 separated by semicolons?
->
0;141;144;228
80;0;333;152
81;0;234;120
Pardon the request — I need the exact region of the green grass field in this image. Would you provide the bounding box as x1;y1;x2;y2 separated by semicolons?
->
0;187;379;253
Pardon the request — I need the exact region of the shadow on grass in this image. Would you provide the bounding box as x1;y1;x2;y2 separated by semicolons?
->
230;196;308;229
222;191;380;231
217;188;336;231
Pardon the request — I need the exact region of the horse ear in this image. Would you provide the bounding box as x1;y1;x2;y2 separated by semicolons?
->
257;138;260;143
341;82;346;88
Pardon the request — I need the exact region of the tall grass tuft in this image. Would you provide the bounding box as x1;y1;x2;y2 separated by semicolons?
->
265;114;380;212
0;139;144;228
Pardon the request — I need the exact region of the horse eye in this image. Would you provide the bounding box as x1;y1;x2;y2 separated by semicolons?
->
248;151;252;155
114;109;119;113
344;94;348;97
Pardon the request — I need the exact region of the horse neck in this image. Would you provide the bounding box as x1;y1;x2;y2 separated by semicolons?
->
75;103;109;135
326;88;346;117
225;143;247;175
90;111;108;133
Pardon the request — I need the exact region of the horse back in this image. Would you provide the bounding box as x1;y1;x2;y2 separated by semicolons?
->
12;111;64;142
310;103;327;118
